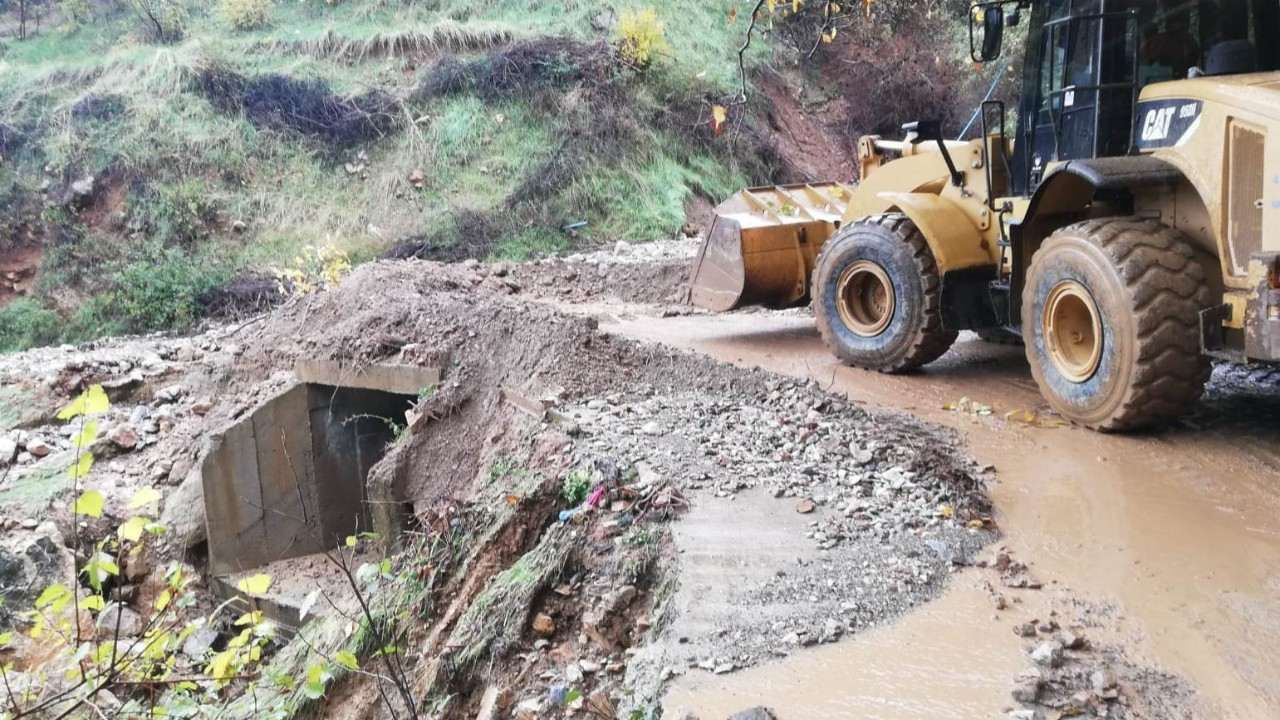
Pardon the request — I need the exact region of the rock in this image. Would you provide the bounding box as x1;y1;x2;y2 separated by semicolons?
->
96;603;144;638
190;399;215;416
1011;677;1043;703
532;613;557;636
712;662;735;674
123;552;150;582
1030;640;1065;668
579;659;601;674
728;708;777;720
795;499;816;514
1057;629;1086;650
182;626;219;658
565;663;584;683
70;174;96;202
108;425;140;450
1013;621;1038;637
1007;710;1044;720
26;439;52;457
1090;668;1117;692
160;467;206;549
639;421;663;436
514;698;544;720
0;437;16;465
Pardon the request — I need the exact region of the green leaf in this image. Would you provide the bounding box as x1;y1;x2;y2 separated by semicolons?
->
334;651;359;670
72;420;99;450
303;679;326;700
118;516;148;543
84;553;119;592
34;584;73;612
236;573;272;595
68;453;96;482
566;690;582;704
345;535;357;548
57;385;109;420
129;487;161;509
73;489;104;517
78;595;105;612
0;632;11;647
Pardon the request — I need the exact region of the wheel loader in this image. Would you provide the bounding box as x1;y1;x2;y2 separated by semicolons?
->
688;0;1280;431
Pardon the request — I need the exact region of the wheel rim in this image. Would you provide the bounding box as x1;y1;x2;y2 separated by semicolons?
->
836;260;895;337
1043;280;1103;383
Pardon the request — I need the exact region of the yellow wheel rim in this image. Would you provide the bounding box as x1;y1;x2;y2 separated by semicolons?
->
1043;280;1103;383
836;260;895;337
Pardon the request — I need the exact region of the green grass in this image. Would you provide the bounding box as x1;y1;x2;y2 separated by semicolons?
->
0;0;774;352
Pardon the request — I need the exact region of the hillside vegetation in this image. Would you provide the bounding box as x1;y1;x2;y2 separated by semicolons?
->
0;0;993;351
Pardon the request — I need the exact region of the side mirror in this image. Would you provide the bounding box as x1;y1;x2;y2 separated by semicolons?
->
980;6;1005;61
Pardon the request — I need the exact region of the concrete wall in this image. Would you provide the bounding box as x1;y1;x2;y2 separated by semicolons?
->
202;383;414;576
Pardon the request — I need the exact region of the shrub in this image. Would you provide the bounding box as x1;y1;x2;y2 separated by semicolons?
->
217;0;273;30
125;0;188;43
615;8;669;68
0;298;64;352
113;250;228;332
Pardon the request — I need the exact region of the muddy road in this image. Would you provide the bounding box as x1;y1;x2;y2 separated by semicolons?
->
600;308;1280;719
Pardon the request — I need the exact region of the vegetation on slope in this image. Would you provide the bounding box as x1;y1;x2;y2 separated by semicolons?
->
0;0;996;351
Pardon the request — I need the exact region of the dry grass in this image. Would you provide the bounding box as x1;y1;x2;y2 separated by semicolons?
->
259;21;515;61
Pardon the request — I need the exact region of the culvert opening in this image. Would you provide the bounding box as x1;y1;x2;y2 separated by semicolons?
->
201;362;439;628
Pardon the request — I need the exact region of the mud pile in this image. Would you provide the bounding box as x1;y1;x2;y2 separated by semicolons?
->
0;251;990;720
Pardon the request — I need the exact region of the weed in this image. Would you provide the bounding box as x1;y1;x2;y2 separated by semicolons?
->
0;298;63;353
616;8;669;68
488;454;522;483
218;0;274;30
417;384;437;402
112;248;230;333
560;468;590;506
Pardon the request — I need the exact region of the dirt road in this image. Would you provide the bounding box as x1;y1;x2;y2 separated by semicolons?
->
603;309;1280;718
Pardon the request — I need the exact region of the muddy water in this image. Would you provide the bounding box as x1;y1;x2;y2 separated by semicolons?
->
606;310;1280;719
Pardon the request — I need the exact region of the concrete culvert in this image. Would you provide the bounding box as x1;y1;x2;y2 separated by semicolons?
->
201;361;439;628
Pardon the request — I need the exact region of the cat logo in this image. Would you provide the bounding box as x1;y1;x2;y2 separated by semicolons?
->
1141;107;1176;141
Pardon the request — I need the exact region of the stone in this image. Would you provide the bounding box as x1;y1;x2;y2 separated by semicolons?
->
191;399;215;416
0;437;16;465
578;659;601;674
1011;677;1043;703
1030;640;1065;668
182;626;219;658
123;552;151;582
795;499;817;514
532;613;557;636
1090;668;1118;692
96;603;144;638
1007;710;1044;720
712;662;735;674
1013;621;1038;637
514;698;544;720
70;175;96;201
108;425;140;450
728;708;777;720
639;421;663;436
26;439;52;457
1057;629;1086;650
160;467;207;550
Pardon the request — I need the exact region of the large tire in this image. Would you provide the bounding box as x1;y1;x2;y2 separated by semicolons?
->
1022;217;1212;431
813;214;957;372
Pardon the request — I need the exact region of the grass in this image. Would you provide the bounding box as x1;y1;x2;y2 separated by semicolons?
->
0;0;775;352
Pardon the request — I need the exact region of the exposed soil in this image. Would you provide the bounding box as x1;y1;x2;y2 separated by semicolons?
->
5;235;1272;719
0;245;42;308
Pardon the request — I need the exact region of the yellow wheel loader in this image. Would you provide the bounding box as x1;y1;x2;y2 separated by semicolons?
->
689;0;1280;431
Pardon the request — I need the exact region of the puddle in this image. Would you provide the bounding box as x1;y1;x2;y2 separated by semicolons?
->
665;579;1023;720
605;312;1280;718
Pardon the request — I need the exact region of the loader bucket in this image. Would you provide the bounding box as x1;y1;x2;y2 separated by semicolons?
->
688;183;854;312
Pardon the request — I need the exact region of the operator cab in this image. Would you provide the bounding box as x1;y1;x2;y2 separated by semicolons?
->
974;0;1280;194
